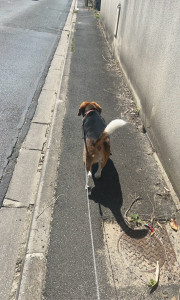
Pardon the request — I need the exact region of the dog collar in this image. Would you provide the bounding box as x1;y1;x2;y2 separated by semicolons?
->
83;109;95;120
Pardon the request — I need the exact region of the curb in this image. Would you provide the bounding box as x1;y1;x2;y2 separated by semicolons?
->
0;1;77;300
16;2;77;299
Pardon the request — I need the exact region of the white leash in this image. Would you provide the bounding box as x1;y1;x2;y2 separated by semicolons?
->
84;151;100;300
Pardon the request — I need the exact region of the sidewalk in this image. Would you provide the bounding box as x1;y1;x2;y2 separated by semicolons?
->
42;1;180;299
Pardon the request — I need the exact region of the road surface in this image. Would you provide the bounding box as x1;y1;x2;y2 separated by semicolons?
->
0;0;72;206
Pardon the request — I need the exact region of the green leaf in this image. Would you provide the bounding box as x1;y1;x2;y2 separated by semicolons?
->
148;278;157;287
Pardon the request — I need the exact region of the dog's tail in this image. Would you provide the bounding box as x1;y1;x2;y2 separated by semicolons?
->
104;119;126;135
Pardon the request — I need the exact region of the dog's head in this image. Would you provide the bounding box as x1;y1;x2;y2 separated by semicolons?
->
78;101;102;117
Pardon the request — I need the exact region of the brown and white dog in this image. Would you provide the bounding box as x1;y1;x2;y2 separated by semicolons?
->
78;101;126;189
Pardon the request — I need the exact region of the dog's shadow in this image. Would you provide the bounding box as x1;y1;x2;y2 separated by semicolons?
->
89;159;147;238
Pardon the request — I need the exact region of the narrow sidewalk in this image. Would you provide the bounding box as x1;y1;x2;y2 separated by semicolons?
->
44;1;180;299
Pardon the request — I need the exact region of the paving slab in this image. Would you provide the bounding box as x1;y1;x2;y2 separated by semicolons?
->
32;90;57;124
27;100;66;255
6;149;41;205
0;207;27;300
50;53;65;70
22;123;48;150
54;30;70;57
18;253;46;300
42;68;62;92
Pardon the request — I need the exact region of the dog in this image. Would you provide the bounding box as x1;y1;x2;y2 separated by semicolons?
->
78;101;126;189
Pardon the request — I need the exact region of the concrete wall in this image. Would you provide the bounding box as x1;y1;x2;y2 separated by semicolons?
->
100;0;180;199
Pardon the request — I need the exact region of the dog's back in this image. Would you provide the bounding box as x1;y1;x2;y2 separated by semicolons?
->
83;110;106;142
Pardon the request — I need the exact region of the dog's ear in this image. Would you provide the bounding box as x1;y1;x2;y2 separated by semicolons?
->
92;102;102;114
78;101;88;116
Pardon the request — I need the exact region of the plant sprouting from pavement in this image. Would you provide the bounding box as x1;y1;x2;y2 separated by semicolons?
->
130;213;142;226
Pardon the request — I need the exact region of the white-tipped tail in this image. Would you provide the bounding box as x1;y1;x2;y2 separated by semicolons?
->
104;119;126;135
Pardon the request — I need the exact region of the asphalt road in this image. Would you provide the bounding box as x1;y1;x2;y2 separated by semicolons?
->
0;0;72;206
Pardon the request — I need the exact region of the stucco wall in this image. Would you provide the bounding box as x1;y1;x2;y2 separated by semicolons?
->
100;0;180;199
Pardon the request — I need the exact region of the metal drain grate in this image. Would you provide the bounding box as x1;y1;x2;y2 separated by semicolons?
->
118;231;165;272
117;224;180;285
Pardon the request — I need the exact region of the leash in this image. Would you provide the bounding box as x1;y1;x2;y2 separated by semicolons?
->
84;143;100;300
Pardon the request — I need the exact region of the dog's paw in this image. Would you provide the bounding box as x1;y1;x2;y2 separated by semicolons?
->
85;184;89;190
88;171;92;177
85;184;91;194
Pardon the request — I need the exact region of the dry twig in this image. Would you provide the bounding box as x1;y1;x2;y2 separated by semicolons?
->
124;195;141;219
36;194;63;220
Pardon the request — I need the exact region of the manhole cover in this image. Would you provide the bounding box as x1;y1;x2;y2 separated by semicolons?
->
118;231;165;272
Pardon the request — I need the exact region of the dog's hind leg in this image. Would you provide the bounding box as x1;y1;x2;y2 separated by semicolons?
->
85;171;92;190
94;137;110;179
94;162;102;179
85;156;92;190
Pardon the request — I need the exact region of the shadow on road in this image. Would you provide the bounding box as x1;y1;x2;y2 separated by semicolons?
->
89;159;147;239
